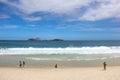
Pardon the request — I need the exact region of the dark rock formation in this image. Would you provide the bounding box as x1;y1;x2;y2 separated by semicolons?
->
28;38;41;41
52;39;63;41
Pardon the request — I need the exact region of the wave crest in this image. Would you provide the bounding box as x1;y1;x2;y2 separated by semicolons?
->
0;46;120;55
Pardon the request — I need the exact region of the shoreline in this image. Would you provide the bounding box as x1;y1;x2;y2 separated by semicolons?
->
1;54;120;68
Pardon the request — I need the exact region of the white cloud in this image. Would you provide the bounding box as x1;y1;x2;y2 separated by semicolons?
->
16;0;92;14
1;0;120;21
0;0;93;14
80;0;120;21
109;27;120;31
72;26;105;31
3;25;19;29
54;23;105;31
23;16;42;21
0;14;10;18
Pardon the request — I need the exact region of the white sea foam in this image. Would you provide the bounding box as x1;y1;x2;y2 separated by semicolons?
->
0;46;120;55
26;57;64;61
25;56;120;61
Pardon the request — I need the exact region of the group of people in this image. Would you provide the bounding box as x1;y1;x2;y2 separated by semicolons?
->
19;61;25;68
19;61;107;70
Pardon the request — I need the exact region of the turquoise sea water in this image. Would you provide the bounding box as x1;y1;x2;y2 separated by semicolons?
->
0;40;120;67
0;40;120;48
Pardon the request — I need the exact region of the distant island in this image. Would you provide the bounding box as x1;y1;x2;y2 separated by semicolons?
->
28;38;63;41
28;38;41;41
51;39;64;41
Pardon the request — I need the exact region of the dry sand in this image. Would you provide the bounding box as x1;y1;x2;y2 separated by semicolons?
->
0;67;120;80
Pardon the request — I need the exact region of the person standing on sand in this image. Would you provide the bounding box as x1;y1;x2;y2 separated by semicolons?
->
23;61;25;67
19;61;22;68
55;64;58;68
103;62;107;70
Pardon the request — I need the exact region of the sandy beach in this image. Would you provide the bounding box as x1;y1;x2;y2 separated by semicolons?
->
0;66;120;80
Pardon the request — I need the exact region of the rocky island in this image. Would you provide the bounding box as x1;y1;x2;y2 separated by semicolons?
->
28;38;63;41
28;38;41;41
51;39;64;41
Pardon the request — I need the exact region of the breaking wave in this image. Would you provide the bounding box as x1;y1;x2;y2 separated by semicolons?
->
0;46;120;55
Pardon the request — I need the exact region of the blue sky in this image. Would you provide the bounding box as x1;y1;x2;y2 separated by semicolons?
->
0;0;120;40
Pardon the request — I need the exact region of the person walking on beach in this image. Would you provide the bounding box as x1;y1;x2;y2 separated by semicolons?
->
55;64;58;68
19;61;22;68
23;61;25;67
103;62;107;70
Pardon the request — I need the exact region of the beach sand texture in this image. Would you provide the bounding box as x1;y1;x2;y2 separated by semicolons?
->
0;67;120;80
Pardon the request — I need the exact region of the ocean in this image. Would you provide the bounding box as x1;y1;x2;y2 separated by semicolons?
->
0;40;120;67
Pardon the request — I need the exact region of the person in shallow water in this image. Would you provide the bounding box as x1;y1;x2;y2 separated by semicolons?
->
103;62;107;70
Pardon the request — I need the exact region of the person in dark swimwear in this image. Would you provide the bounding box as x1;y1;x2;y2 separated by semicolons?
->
23;61;25;67
103;62;107;70
19;61;22;68
55;64;58;68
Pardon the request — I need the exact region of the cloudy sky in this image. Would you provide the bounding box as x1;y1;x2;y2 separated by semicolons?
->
0;0;120;40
